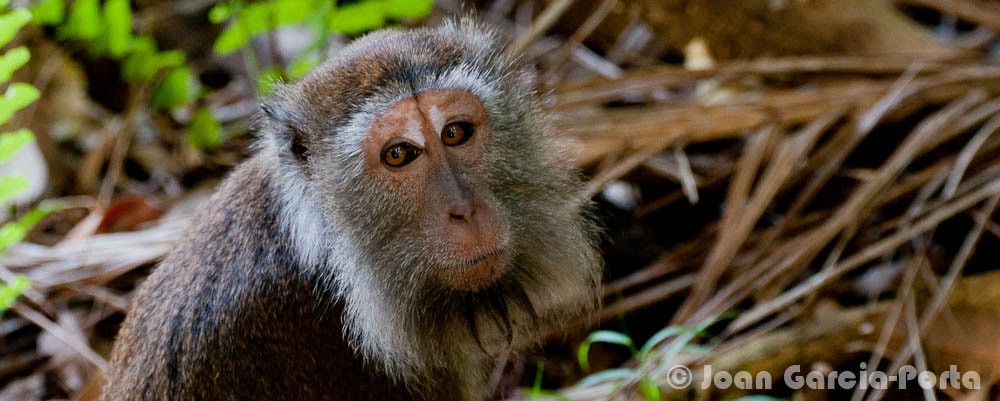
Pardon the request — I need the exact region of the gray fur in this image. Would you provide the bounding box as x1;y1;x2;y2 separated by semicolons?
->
106;18;602;401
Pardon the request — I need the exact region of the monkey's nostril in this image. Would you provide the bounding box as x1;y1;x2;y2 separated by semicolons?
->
447;201;475;222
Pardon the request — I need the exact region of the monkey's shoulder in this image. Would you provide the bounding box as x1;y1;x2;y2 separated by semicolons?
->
106;157;431;400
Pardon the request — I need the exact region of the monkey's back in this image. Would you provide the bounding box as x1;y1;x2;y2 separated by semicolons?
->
102;157;432;401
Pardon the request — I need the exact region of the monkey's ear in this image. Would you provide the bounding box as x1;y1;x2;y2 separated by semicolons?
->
260;102;309;164
260;103;280;119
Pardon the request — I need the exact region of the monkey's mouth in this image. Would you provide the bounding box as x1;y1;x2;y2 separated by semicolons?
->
445;249;509;291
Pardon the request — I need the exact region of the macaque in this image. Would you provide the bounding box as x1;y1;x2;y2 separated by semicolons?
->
103;19;602;401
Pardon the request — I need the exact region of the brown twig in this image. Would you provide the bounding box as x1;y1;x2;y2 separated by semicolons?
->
507;0;576;56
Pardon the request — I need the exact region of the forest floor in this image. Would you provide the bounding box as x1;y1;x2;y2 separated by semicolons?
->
3;0;1000;400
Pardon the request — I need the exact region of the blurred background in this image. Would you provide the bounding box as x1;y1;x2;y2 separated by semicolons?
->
2;0;1000;400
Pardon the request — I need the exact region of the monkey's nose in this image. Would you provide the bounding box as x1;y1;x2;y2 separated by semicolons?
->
442;198;501;242
443;201;497;250
447;202;476;222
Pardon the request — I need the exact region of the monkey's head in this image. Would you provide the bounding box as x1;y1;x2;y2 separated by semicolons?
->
258;19;602;385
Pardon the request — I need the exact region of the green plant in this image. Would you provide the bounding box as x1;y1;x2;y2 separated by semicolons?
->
573;312;737;401
46;0;196;108
524;361;572;401
0;5;59;312
35;0;215;147
209;0;434;93
187;107;223;149
34;0;433;151
0;274;29;310
531;361;545;396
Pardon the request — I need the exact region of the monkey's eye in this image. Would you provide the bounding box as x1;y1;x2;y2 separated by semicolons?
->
382;143;422;168
442;122;474;146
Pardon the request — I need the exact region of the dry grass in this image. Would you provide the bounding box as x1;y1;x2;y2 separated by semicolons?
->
4;1;1000;400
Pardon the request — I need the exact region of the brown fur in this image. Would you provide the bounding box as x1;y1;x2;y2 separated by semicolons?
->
103;158;444;400
103;20;602;401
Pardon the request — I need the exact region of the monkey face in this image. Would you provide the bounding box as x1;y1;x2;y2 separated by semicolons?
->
258;22;602;382
259;23;600;301
359;88;513;291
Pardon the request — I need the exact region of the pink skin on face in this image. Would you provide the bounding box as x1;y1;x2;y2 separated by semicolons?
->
363;89;508;291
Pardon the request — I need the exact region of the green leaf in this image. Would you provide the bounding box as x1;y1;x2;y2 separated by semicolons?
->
585;330;634;347
187;107;222;149
529;361;545;400
151;67;192;110
272;0;311;25
0;175;28;204
0;83;40;125
0;201;60;254
257;67;282;94
312;0;337;29
208;3;231;24
104;0;133;58
286;52;319;79
122;39;186;84
59;0;101;41
0;129;33;163
576;368;640;388
384;0;433;19
647;312;739;379
525;364;573;401
639;377;662;401
523;389;571;401
241;2;271;33
154;50;186;69
578;330;633;372
0;275;30;312
328;0;386;35
638;326;692;360
32;0;65;25
213;0;320;56
0;8;32;48
213;19;251;55
0;47;30;84
122;40;156;82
